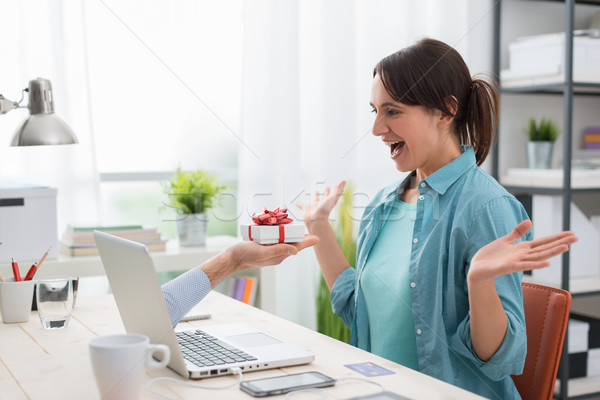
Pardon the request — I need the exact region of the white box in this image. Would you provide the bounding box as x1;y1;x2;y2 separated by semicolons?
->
0;186;58;263
588;348;600;376
240;224;305;245
501;33;600;84
569;319;590;354
531;195;600;280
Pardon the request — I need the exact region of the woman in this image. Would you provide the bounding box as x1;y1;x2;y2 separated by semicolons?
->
296;38;577;399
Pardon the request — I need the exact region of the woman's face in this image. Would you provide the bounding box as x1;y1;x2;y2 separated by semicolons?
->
369;74;459;177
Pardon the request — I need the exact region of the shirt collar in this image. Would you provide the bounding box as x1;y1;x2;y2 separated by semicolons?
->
421;145;476;195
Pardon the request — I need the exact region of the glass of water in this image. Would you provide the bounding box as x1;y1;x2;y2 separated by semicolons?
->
36;277;74;329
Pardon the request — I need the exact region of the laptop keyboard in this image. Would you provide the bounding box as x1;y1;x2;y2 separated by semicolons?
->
177;329;258;368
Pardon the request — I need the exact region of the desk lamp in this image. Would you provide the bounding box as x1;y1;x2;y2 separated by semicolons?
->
0;78;78;146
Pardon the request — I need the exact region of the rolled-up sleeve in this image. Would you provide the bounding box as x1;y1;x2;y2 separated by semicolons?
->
330;267;357;329
451;196;529;381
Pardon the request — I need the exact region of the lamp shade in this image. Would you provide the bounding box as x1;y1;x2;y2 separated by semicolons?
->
10;78;78;146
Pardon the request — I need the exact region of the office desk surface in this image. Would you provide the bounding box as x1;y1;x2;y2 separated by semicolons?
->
0;291;484;400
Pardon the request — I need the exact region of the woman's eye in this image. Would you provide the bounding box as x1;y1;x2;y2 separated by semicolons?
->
370;108;377;114
387;108;399;115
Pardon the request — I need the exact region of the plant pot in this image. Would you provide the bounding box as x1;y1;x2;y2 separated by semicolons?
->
526;141;554;169
176;213;208;247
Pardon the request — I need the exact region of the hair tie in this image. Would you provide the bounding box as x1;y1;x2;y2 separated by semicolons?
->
471;82;480;90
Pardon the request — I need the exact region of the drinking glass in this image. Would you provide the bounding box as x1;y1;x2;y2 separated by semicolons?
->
36;277;74;329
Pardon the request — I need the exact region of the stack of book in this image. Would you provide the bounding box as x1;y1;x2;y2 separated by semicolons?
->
585;126;600;150
227;276;258;306
59;225;167;257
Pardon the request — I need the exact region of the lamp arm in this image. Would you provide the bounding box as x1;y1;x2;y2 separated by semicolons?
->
0;95;20;115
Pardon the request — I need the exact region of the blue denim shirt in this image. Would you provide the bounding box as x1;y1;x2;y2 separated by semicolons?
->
331;146;529;399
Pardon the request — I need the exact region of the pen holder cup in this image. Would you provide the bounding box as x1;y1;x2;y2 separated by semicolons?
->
31;277;78;311
0;278;35;323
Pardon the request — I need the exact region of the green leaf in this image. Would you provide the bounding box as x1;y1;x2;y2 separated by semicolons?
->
162;167;228;214
527;117;560;142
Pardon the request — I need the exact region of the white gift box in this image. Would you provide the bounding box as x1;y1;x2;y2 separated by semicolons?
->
240;224;305;244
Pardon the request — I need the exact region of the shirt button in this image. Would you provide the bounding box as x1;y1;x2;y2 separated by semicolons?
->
420;182;426;188
413;238;418;244
419;195;424;201
416;329;422;335
410;282;416;288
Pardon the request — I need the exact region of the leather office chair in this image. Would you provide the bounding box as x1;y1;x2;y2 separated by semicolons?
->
512;282;572;400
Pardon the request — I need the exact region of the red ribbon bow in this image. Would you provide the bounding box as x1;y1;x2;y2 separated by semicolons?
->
252;207;293;225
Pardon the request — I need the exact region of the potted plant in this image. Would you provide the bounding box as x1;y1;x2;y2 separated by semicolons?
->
526;117;560;169
163;168;228;247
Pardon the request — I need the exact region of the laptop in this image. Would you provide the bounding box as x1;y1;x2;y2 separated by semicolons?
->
93;230;315;379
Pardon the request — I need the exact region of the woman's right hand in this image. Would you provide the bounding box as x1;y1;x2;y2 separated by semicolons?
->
295;180;346;230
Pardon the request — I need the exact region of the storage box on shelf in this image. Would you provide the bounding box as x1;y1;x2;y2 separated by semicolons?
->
0;186;59;263
501;32;600;87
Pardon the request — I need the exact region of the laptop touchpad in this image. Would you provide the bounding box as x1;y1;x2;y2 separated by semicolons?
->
226;332;282;347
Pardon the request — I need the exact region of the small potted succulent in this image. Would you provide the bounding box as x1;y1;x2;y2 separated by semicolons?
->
526;117;560;169
163;168;227;246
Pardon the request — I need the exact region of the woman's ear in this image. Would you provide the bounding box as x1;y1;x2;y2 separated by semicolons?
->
438;96;458;128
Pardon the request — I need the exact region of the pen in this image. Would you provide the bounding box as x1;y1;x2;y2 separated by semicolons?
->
24;262;37;281
11;257;21;282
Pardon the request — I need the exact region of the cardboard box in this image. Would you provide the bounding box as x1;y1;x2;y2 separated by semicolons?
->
0;186;58;263
240;224;305;245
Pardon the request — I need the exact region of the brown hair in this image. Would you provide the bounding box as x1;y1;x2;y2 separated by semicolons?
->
373;38;498;166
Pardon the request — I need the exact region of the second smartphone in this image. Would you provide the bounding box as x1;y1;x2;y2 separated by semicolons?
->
239;371;336;397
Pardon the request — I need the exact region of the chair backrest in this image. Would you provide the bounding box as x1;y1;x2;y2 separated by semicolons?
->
512;282;572;400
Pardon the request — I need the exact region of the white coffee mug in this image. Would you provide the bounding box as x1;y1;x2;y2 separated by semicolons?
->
0;278;34;323
89;333;170;400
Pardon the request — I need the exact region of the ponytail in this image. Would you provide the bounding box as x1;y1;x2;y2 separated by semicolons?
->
463;76;499;166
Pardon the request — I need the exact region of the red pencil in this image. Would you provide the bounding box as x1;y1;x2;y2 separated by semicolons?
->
24;262;37;281
11;257;21;282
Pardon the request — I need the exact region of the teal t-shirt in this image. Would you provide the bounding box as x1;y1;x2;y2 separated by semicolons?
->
360;199;419;370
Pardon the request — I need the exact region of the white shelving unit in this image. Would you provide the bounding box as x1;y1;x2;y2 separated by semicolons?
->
493;1;600;398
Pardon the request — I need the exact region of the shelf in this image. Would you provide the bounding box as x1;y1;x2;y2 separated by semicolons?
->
522;275;600;296
0;235;239;278
500;168;600;191
555;377;600;399
501;81;600;95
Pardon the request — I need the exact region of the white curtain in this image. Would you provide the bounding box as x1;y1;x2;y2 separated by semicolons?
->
238;0;495;327
0;0;101;232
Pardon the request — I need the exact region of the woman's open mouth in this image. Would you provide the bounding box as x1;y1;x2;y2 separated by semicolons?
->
388;140;406;159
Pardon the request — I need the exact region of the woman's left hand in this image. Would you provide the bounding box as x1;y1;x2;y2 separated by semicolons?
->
468;220;578;284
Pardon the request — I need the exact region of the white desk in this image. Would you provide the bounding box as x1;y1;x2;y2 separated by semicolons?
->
0;291;484;400
0;236;238;279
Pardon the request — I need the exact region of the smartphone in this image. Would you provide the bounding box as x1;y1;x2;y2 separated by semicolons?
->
239;371;336;397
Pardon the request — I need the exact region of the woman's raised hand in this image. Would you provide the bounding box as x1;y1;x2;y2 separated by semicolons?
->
295;181;346;229
468;219;578;284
